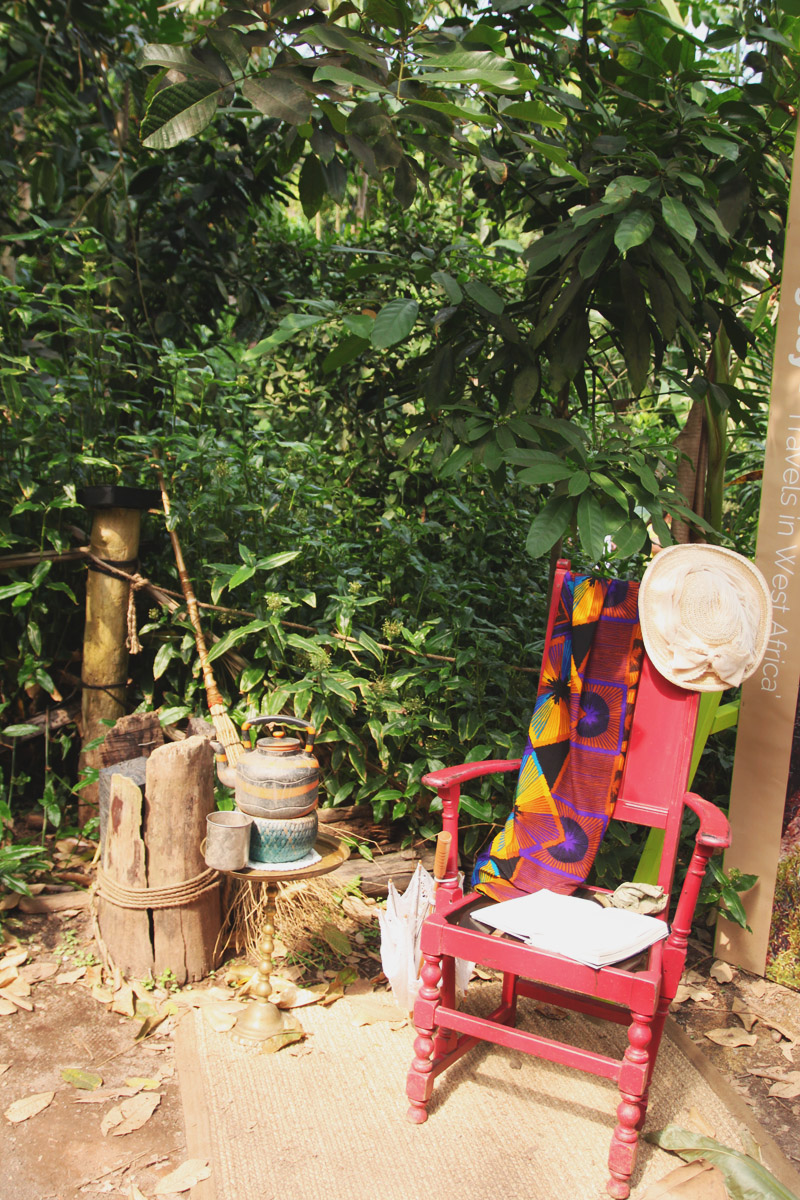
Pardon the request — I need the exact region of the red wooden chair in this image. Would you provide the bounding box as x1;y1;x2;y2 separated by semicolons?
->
405;559;731;1199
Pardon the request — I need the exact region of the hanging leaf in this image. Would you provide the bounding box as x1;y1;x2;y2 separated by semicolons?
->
241;76;311;125
370;299;419;349
135;44;227;83
298;154;326;220
142;81;221;150
661;196;697;244
464;279;505;314
525;495;574;558
577;492;607;562
614;210;655;254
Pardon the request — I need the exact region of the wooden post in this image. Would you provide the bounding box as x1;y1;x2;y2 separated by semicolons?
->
79;505;142;824
96;736;221;984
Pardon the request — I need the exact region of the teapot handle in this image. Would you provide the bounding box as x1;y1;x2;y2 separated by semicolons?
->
242;714;315;753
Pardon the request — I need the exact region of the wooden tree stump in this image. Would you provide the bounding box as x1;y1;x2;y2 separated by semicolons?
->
97;736;221;984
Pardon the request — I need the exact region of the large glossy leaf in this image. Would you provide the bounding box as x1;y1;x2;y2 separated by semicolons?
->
525;495;574;558
141;81;220;149
614;210;654;254
370;298;419;349
499;99;566;127
242;75;311;125
661;195;697;243
299;154;326;218
136;44;224;83
649;1126;798;1200
577;492;607;562
464;279;505;314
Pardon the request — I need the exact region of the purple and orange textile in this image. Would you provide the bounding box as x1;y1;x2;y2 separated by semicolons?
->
474;573;643;902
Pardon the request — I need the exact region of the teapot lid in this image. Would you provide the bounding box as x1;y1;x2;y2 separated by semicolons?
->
255;734;302;754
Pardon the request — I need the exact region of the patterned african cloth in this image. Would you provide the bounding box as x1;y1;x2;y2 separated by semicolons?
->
474;574;643;902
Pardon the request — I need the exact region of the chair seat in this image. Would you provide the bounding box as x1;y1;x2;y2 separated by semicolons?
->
422;890;664;1014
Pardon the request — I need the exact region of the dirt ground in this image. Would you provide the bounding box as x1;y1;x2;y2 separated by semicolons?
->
2;893;800;1200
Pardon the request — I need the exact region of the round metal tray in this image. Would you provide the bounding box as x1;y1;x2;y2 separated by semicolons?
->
226;831;350;883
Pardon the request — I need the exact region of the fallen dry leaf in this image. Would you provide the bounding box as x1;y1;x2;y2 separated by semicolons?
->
202;1005;238;1034
111;984;136;1018
732;997;758;1033
92;985;114;1005
101;1092;162;1137
54;966;86;985
686;1105;715;1138
4;1091;55;1123
637;1159;728;1199
0;966;19;990
347;995;408;1026
0;988;33;1012
18;962;59;984
750;978;768;998
0;951;28;970
83;964;103;989
74;1088;142;1104
672;983;714;1006
61;1067;103;1091
5;976;31;997
709;960;734;984
272;981;321;1010
129;1185;149;1200
704;1027;758;1048
152;1159;211;1195
125;1077;162;1092
0;998;18;1016
0;894;20;912
767;1071;800;1099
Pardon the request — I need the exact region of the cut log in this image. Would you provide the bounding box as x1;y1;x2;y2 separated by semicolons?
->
97;774;153;977
333;847;436;897
98;711;165;767
146;736;220;984
96;737;221;983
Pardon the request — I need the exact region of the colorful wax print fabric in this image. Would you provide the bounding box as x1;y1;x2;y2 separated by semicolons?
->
474;575;643;902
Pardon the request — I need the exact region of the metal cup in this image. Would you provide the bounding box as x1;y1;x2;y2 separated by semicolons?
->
204;810;253;871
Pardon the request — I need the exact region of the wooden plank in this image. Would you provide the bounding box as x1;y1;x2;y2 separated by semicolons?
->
173;1013;217;1200
98;711;165;767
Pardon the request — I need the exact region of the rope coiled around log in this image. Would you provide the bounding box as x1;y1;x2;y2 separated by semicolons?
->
95;865;221;910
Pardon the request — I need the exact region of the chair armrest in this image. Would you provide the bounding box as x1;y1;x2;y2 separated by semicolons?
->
683;792;731;850
422;760;521;790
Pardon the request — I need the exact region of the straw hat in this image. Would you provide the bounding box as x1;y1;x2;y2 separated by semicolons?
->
639;544;772;692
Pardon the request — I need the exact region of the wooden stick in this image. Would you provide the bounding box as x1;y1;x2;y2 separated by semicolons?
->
156;471;244;765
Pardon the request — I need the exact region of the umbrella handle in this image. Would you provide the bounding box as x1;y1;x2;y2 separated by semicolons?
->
433;831;452;888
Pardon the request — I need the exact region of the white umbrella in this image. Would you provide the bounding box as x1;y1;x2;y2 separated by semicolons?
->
378;854;473;1012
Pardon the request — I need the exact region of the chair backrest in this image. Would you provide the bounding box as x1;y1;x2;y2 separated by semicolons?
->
545;560;699;897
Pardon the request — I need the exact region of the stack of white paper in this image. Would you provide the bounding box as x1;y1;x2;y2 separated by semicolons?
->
471;888;668;968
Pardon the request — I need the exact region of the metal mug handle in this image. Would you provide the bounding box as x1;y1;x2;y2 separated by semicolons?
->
242;714;315;753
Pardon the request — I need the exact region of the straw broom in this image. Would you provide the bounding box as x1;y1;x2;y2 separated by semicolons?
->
157;470;245;766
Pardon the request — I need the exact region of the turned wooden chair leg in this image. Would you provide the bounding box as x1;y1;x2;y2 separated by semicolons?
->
432;955;458;1060
406;952;444;1124
607;1010;653;1199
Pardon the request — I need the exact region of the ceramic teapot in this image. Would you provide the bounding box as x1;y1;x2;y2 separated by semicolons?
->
213;715;319;821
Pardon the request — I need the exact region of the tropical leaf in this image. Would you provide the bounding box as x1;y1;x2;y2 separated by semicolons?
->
141;81;221;150
370;298;419;349
649;1125;798;1200
241;75;311;125
525;494;574;558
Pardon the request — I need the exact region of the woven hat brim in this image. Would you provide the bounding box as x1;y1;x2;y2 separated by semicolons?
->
639;544;772;692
